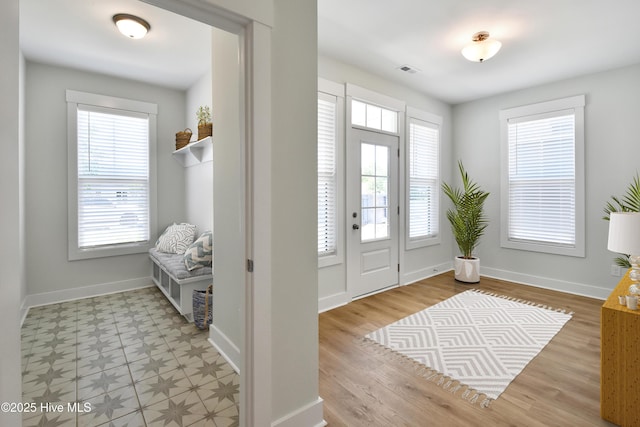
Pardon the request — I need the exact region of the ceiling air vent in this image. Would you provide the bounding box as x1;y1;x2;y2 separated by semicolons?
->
397;64;420;74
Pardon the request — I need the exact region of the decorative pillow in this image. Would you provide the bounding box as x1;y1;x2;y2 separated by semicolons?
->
156;223;197;254
184;231;213;271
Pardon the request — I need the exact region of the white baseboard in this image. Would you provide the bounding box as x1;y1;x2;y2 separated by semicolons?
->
402;261;453;286
318;262;454;313
208;324;241;374
271;397;326;427
20;299;29;328
318;291;350;313
481;266;610;300
24;277;154;309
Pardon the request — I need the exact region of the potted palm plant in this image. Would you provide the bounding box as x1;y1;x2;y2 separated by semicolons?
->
442;161;490;283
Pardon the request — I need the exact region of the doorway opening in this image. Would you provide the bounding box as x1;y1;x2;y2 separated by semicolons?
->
19;0;254;424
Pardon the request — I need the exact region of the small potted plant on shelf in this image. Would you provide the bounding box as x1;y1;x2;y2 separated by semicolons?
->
442;161;490;283
196;105;212;140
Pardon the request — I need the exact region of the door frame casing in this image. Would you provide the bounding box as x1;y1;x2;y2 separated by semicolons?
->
344;84;406;300
142;1;272;425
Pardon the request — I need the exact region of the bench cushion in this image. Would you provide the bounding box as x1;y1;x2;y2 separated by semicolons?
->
149;248;212;281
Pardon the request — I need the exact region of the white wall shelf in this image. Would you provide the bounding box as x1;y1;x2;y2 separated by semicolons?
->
172;136;213;167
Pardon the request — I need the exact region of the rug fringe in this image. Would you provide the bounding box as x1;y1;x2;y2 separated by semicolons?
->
470;289;574;315
360;336;494;409
360;289;570;410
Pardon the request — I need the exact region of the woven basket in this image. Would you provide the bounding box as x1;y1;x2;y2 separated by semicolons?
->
198;123;213;140
193;284;213;330
175;128;192;150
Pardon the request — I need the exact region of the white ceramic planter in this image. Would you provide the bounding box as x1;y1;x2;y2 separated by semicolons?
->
454;256;480;283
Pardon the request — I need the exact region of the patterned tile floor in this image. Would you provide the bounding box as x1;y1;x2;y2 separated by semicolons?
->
21;286;239;427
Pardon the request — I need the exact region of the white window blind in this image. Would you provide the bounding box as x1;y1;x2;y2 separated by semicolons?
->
500;95;585;257
318;94;338;256
408;119;439;240
77;105;150;248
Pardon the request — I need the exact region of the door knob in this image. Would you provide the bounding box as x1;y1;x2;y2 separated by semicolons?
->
352;224;360;230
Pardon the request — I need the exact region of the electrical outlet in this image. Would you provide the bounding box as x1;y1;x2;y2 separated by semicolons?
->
611;264;622;277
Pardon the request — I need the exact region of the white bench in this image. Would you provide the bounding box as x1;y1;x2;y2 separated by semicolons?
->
149;248;213;320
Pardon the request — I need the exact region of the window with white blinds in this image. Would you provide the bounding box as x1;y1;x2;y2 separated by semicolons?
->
77;106;150;248
67;90;157;260
500;95;585;257
318;93;338;257
408;118;439;241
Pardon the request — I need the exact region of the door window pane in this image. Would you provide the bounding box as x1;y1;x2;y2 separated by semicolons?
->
375;177;388;206
361;208;376;241
361;176;375;208
361;143;390;242
361;143;376;175
376;145;388;176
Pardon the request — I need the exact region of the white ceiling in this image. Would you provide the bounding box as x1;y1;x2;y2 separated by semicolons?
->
20;0;211;90
319;0;640;104
20;1;640;104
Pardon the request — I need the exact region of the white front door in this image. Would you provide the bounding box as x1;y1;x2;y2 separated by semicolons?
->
347;128;399;297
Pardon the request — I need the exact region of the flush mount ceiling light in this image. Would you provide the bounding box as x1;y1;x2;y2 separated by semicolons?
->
113;14;151;39
461;31;502;62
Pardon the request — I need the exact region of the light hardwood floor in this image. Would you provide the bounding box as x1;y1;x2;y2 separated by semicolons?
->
319;272;615;427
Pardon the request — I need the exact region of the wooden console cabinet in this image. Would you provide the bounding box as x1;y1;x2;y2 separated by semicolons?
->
601;271;640;426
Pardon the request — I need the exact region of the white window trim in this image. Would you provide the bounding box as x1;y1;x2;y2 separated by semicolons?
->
346;83;406;112
405;106;442;250
345;85;406;277
499;94;585;257
346;83;405;136
318;78;345;268
66;89;158;260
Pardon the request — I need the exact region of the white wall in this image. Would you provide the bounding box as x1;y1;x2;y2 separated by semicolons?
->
203;0;273;26
318;55;454;309
170;1;323;423
186;64;213;135
0;0;24;422
165;1;323;423
19;52;27;317
453;63;640;299
24;61;186;298
271;0;321;422
185;64;214;234
210;27;243;370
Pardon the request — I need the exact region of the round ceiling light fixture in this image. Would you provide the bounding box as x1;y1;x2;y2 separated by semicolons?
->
113;13;151;39
461;31;502;62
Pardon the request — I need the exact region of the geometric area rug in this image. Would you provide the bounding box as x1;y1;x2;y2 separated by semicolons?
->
364;289;572;408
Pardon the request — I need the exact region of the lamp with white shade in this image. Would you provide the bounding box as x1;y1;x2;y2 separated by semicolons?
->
607;211;640;294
